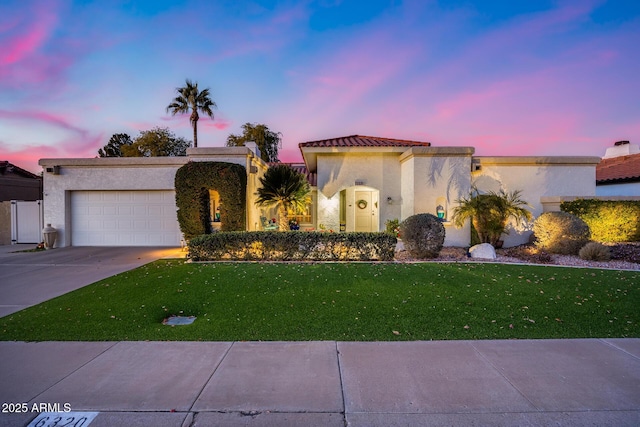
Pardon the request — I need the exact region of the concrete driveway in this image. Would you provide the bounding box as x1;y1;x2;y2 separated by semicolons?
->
0;245;184;318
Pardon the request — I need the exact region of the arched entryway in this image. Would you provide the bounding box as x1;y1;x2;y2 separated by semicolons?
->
340;186;380;232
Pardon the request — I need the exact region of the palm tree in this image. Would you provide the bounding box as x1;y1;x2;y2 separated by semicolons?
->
452;187;532;247
166;79;216;148
256;164;311;231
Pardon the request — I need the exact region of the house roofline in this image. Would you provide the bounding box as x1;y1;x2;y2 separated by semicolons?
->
474;156;601;166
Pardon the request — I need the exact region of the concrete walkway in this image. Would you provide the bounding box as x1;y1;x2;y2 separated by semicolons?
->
1;246;639;426
1;339;639;426
0;245;185;318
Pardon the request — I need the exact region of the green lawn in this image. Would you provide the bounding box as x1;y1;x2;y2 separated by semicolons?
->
1;261;638;341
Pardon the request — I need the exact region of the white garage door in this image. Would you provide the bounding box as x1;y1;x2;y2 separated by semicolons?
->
71;191;181;246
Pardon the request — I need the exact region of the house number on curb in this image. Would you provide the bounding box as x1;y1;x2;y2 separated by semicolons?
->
28;412;99;427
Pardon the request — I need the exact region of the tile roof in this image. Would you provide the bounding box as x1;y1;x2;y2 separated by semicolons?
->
596;153;640;184
298;135;431;148
273;163;317;186
0;161;41;179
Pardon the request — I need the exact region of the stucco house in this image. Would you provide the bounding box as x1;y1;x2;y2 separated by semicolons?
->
39;135;600;248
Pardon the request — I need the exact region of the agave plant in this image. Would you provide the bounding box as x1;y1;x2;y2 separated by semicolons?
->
255;164;311;231
452;187;532;247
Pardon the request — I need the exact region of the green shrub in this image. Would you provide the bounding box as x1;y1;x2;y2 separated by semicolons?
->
175;162;247;239
399;213;445;259
385;218;401;236
533;212;590;255
188;231;397;261
561;199;640;242
579;242;611;261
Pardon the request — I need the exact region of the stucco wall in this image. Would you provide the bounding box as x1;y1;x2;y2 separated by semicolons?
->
39;148;265;247
400;148;474;246
316;153;403;232
39;159;186;247
473;156;599;247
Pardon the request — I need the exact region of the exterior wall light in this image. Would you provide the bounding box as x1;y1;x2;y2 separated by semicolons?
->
436;204;446;220
387;196;393;204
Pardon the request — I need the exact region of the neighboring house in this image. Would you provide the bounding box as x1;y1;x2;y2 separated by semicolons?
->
0;161;42;202
39;136;600;248
596;141;640;196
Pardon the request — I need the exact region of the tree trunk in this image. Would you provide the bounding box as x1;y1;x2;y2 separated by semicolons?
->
191;112;199;148
278;204;288;231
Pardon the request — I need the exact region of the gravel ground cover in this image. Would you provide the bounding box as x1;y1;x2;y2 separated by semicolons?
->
396;243;640;271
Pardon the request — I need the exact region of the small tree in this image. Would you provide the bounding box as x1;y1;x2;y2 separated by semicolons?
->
98;133;134;157
255;164;311;231
227;123;282;163
452;188;532;247
119;127;190;157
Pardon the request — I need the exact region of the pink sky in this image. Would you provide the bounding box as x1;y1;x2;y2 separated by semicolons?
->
1;0;638;173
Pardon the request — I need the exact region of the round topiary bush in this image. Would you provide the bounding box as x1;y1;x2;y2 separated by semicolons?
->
399;213;445;259
579;241;611;261
533;211;590;255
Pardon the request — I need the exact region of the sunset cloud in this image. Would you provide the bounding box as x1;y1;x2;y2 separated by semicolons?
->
0;0;638;172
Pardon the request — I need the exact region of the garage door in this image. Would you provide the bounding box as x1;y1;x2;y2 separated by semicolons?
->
71;191;181;246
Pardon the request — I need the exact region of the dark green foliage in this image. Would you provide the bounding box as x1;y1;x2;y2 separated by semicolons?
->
533;212;590;255
255;164;311;231
188;231;397;261
122;127;190;157
579;242;611;261
452;188;532;246
561;199;640;242
175;162;246;239
98;133;134;157
385;218;400;236
226;122;282;162
399;213;445;259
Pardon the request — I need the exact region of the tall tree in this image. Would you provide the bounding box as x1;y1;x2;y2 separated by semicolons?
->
226;122;282;163
255;164;311;231
98;133;133;157
166;79;216;148
121;127;191;157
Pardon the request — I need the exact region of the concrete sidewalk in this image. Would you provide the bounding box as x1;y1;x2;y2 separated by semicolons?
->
1;339;639;427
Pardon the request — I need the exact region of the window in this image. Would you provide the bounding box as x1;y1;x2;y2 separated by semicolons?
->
287;194;314;225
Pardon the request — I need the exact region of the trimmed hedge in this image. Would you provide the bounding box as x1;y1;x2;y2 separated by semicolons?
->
175;161;247;239
188;231;397;261
561;199;640;242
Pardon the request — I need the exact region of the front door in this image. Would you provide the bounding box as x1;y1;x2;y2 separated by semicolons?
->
354;190;377;232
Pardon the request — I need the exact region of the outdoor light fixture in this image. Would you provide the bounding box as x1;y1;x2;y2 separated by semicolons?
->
436;204;446;220
387;196;393;204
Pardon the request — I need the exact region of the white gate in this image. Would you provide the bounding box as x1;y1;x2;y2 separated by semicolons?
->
11;200;43;244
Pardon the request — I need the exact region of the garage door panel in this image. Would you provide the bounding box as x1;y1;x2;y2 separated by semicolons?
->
71;191;181;246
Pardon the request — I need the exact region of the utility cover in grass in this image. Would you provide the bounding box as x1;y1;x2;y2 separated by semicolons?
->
163;316;196;326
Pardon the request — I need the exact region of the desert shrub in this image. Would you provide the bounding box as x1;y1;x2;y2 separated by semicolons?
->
561;199;640;242
533;212;590;255
579;242;611;261
188;231;397;261
399;213;445;259
609;243;640;264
